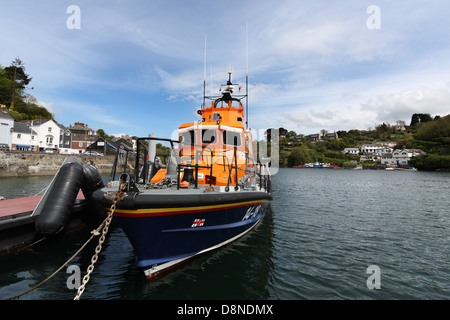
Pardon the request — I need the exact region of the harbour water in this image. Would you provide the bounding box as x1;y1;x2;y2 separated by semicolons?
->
0;168;449;300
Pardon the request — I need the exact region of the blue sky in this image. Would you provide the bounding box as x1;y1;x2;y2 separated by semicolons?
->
1;0;450;138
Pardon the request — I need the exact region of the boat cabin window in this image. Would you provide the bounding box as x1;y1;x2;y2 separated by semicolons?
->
214;98;242;109
180;130;195;146
222;130;242;147
202;129;216;144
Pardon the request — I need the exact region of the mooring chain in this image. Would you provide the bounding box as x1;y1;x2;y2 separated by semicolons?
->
74;182;127;300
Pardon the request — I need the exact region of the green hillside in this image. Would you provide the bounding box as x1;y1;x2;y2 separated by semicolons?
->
0;58;53;121
271;114;450;171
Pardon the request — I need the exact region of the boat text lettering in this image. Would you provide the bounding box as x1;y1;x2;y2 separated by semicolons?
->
242;205;261;221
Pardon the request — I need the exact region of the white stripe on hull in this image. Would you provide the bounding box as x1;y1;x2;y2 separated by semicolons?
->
143;217;262;278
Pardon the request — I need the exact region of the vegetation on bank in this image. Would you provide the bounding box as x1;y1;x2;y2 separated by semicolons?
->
270;114;450;171
0;58;52;120
408;115;450;171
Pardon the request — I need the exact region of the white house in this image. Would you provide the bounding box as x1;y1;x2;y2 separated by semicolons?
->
0;109;14;148
343;148;359;155
12;122;38;151
18;119;61;152
361;144;393;156
406;149;425;158
381;149;425;167
361;144;383;154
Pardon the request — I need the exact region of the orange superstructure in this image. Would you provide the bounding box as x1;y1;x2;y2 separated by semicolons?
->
177;71;256;188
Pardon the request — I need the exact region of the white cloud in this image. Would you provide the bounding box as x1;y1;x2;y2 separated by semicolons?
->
246;63;450;135
155;67;202;92
1;0;450;138
37;100;55;114
362;87;450;123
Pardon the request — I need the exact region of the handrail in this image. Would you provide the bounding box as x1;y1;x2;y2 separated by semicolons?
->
110;136;270;192
225;146;239;192
177;142;214;189
135;137;181;184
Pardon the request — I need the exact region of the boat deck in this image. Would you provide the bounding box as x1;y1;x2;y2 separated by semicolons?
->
0;191;85;220
0;195;42;219
0;191;87;253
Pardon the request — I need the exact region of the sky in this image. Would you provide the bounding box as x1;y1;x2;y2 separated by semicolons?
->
1;0;450;139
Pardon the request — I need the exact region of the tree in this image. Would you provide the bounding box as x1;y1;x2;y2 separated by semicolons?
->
287;147;302;166
0;67;13;105
4;58;32;92
1;58;53;120
278;127;288;137
286;130;297;138
97;129;107;139
410;113;433;126
415;114;450;143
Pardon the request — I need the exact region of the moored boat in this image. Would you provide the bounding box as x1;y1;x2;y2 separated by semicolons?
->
92;71;273;278
301;161;337;168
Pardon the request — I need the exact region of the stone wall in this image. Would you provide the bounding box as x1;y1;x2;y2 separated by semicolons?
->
0;151;114;177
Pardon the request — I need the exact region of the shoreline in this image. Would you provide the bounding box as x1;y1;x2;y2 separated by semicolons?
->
0;151;113;177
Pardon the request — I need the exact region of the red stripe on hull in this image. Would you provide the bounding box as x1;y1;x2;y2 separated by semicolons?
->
113;201;268;218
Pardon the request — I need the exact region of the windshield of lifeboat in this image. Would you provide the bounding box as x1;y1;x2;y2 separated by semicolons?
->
178;126;244;152
214;98;242;109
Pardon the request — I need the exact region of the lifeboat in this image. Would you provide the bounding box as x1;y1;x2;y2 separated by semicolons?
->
92;71;272;279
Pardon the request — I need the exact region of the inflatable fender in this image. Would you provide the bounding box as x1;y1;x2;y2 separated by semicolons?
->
35;162;84;235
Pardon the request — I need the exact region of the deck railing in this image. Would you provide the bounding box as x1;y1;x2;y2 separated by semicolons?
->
108;136;270;192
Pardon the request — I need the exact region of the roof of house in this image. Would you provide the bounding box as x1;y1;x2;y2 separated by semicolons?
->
0;110;14;121
13;122;38;134
19;119;55;127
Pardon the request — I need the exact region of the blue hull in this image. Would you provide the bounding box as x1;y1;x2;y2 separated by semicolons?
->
113;199;269;277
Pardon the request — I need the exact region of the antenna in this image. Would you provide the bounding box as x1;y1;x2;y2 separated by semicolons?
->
210;65;213;95
245;20;249;129
203;34;207;109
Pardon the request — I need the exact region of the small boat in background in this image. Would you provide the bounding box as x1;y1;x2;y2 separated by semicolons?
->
298;161;337;168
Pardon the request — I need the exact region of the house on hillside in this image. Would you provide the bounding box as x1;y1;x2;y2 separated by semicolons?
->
325;132;338;140
381;148;425;167
307;133;320;142
291;134;304;142
343;148;359;155
361;144;393;156
392;122;406;131
361;144;383;154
